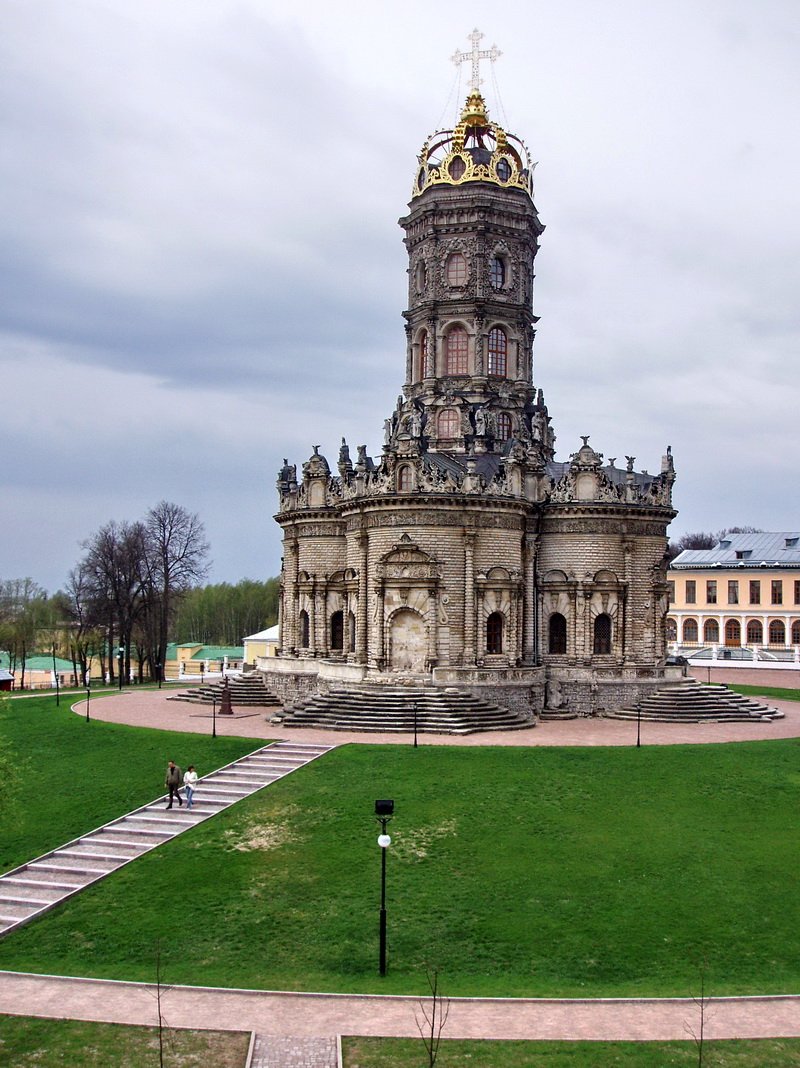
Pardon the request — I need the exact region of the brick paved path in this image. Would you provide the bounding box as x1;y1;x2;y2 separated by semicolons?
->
251;1034;339;1067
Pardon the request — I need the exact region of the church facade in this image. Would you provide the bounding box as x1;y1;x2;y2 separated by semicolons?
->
265;81;676;719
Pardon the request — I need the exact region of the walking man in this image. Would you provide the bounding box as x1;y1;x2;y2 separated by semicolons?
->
165;760;183;809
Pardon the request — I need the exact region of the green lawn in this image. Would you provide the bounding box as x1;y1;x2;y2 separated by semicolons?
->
729;684;800;702
0;1015;249;1067
343;1036;800;1066
0;732;798;998
0;694;258;872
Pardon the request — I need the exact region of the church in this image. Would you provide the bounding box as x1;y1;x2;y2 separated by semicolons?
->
265;39;677;720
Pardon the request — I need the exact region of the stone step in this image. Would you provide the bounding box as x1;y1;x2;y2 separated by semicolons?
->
0;902;43;921
3;875;83;893
0;889;56;907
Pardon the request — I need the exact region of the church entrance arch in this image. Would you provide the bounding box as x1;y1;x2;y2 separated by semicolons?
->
389;609;427;672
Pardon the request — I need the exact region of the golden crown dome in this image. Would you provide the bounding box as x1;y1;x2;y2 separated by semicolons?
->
412;91;534;199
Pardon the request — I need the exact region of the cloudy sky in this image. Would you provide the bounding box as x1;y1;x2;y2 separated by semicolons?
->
2;0;798;594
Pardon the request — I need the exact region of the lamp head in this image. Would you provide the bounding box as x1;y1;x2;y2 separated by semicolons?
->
374;799;395;817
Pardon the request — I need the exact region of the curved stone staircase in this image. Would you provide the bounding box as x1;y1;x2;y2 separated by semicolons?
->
604;679;784;723
168;672;280;708
276;685;534;735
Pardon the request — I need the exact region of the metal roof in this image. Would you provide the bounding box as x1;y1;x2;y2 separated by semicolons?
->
672;532;800;569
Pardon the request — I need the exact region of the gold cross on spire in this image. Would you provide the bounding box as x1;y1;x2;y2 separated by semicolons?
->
450;28;501;92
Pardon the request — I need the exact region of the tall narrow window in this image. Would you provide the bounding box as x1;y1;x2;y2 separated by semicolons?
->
795;580;800;605
487;326;507;376
686;580;696;605
486;612;503;654
330;611;344;651
419;330;429;379
548;613;567;654
397;466;412;491
772;580;783;605
446;252;467;286
496;412;512;441
445;327;469;374
438;408;460;439
750;580;761;605
727;580;739;604
706;580;717;604
667;581;675;603
299;610;309;648
348;612;356;653
593;613;612;655
666;618;677;641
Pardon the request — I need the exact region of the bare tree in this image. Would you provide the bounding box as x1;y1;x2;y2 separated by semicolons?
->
415;968;450;1067
140;501;210;680
684;957;714;1067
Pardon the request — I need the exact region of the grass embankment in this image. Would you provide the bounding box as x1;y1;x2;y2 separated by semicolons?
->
343;1036;800;1066
0;694;258;873
729;684;800;702
0;731;798;999
0;1015;248;1067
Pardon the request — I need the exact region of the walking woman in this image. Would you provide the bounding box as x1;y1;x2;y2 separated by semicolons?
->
183;764;198;809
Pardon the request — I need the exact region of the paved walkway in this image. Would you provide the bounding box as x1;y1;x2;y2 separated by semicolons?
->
2;675;800;1058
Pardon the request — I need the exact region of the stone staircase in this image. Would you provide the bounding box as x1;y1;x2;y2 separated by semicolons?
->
168;671;281;708
0;742;332;937
276;685;534;735
604;679;784;723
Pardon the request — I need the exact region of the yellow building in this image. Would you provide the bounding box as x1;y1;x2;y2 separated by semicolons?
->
668;533;800;659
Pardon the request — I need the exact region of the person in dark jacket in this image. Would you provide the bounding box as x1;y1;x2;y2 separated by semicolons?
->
165;760;183;809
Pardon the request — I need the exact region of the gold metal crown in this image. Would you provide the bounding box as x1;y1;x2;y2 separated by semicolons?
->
412;91;534;199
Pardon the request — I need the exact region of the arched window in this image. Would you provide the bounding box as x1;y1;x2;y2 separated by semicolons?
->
769;620;786;646
703;619;719;643
486;612;503;654
725;619;741;647
593;613;612;655
496;412;512;441
449;156;466;180
548;613;567;654
683;619;698;643
299;610;310;648
666;618;677;642
438;408;460;438
397;466;412;491
446;327;469;374
348;612;356;653
446;252;467;286
792;620;800;645
489;255;506;289
419;330;430;378
330;611;344;651
487;327;507;376
746;620;763;644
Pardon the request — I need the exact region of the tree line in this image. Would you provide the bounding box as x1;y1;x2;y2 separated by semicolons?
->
0;501;278;687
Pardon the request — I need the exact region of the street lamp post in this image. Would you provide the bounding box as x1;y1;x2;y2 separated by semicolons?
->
636;701;642;748
212;692;217;739
412;701;418;748
374;799;394;976
118;646;125;692
156;660;162;690
85;676;90;723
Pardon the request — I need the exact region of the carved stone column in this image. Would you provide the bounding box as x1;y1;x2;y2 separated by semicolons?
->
284;535;299;654
623;539;634;663
522;534;536;664
318;581;329;657
463;531;476;664
427;588;438;667
375;581;386;667
308;577;317;655
357;533;369;664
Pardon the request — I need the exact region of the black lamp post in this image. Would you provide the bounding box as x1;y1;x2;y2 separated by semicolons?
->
117;646;125;691
156;660;162;690
636;701;641;748
375;798;394;976
212;692;217;739
85;675;90;722
412;701;418;748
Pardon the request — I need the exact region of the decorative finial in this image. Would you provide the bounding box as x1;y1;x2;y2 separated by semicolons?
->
451;28;501;92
